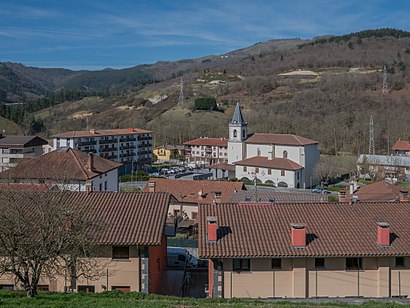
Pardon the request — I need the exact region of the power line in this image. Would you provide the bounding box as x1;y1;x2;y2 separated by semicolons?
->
369;115;375;155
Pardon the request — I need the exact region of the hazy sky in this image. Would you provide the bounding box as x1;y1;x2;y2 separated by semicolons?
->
0;0;409;70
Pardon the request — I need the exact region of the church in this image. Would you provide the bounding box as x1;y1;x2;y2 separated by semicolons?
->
210;103;320;189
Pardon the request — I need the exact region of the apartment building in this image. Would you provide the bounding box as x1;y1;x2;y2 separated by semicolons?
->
184;137;228;167
0;136;48;172
0;191;174;293
200;199;410;298
52;128;153;171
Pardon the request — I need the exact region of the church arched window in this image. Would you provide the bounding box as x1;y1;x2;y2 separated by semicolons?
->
233;129;237;138
283;150;288;158
257;148;261;156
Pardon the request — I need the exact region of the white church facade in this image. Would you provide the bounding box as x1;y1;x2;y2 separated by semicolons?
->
212;103;320;188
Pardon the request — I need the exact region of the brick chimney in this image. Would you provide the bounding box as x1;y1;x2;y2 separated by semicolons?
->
88;152;94;172
198;190;204;201
400;189;409;202
338;190;349;203
207;216;218;242
377;222;390;246
148;181;156;192
290;223;306;248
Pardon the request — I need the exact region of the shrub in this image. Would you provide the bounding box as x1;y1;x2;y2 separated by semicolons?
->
194;97;217;111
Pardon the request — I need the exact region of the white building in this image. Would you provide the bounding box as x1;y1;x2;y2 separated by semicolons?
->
52;128;153;172
184;137;228;167
217;103;320;188
0;147;121;192
0;135;48;172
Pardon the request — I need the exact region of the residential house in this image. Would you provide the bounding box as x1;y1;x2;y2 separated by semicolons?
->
200;199;410;298
0;135;48;172
184;137;228;167
143;178;245;220
392;139;410;156
213;103;320;188
0;148;122;192
153;145;185;162
52;128;153;173
338;181;407;203
357;154;410;182
0;191;174;293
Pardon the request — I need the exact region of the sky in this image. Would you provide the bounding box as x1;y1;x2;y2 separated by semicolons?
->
0;0;409;70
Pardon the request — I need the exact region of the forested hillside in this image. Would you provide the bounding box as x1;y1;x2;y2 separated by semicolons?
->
1;29;410;155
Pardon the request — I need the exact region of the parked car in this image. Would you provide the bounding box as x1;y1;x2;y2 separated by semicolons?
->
311;187;331;194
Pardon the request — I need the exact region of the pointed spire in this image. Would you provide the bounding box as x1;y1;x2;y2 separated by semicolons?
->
230;103;246;125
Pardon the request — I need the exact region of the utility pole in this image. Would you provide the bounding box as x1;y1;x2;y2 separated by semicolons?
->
382;65;388;95
369;116;375;155
178;77;184;105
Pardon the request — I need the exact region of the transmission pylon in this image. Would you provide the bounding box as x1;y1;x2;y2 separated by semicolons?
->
382;65;388;95
369;116;375;155
178;77;184;105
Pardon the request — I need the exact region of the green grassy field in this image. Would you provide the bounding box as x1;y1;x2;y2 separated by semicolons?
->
0;116;23;135
0;291;408;308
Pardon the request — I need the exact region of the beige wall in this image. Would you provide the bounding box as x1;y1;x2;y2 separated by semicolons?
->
0;246;141;293
219;257;410;299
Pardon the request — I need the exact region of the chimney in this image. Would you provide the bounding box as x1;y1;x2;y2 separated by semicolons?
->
90;129;96;134
290;223;306;248
207;216;218;242
338;190;349;203
88;152;94;172
353;181;358;191
148;181;156;192
214;191;222;202
377;222;390;246
198;190;203;201
400;189;409;202
349;182;354;195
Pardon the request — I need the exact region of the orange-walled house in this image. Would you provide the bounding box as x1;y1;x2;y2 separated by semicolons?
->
200;199;410;298
0;191;175;294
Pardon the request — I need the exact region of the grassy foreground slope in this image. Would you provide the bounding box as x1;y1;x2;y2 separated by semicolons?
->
0;291;407;308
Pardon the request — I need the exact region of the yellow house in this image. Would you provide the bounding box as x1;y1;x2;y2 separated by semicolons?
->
200;198;410;298
153;145;185;162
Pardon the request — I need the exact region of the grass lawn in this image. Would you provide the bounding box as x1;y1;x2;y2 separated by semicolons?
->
0;291;407;307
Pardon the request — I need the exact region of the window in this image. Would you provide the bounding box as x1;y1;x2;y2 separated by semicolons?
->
0;284;14;290
243;166;247;172
233;129;237;138
396;257;405;267
268;168;272;175
173;209;180;216
315;258;325;268
283;150;288;158
78;285;95;293
37;285;49;291
233;259;250;271
112;246;129;259
104;181;107;191
192;212;198;220
112;286;130;293
271;259;281;269
255;167;259;173
99;183;102;191
281;170;285;176
346;257;362;270
257;148;261;156
242;129;246;138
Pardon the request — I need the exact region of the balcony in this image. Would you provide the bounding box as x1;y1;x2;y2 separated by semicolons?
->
102;154;117;160
99;139;118;144
100;147;117;152
137;136;152;141
119;137;137;142
120;152;136;158
77;140;96;146
120;145;135;150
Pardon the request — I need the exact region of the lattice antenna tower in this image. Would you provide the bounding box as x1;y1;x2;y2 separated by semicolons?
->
369;115;375;155
178;77;184;105
382;65;388;95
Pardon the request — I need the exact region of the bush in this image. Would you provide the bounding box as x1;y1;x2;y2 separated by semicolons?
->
194;97;217;111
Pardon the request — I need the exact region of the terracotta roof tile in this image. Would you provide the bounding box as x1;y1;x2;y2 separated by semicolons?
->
245;133;317;146
0;191;171;246
392;139;410;151
234;156;302;170
209;162;235;171
143;178;245;204
52;128;153;138
184;137;228;147
199;202;410;258
231;189;327;203
353;181;403;202
0;148;122;181
0;136;48;148
0;183;56;191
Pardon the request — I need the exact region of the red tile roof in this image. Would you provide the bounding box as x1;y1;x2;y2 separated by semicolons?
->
0;183;56;191
184;137;228;147
143;178;245;204
234;156;302;170
199;202;410;258
245;133;317;146
52;128;152;138
0;191;172;246
209;162;235;172
230;189;327;203
0;148;122;181
392;139;410;151
353;181;403;202
0;136;48;148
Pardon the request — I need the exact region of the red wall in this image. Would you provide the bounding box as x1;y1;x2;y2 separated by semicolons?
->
208;259;214;298
148;235;167;293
